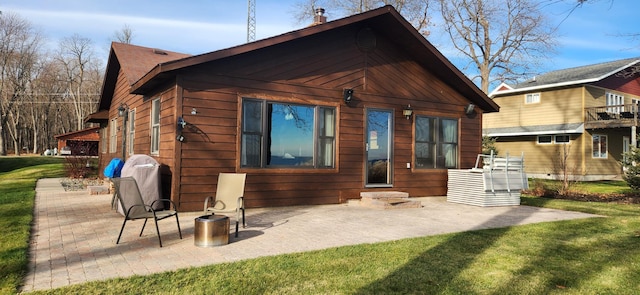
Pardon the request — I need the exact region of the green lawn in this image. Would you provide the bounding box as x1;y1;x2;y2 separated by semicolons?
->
0;156;64;295
2;159;640;294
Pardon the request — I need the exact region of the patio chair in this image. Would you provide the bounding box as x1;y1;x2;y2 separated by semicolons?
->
112;177;182;247
204;173;247;237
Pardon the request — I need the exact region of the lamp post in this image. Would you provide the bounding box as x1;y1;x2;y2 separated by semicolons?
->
118;103;128;160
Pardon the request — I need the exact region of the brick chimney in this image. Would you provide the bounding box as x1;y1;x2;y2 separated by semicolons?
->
313;8;327;25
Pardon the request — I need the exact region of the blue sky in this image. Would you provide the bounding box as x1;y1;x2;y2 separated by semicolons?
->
2;0;639;86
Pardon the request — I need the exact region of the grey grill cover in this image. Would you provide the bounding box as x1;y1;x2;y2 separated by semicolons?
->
118;154;163;214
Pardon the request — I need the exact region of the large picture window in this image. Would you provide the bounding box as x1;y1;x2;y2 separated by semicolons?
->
241;98;335;168
592;134;607;158
150;98;160;154
415;116;458;169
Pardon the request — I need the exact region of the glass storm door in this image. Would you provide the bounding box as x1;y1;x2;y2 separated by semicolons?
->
365;109;393;187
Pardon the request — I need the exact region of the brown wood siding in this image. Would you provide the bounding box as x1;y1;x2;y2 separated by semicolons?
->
99;69;142;172
169;27;483;210
99;69;178;201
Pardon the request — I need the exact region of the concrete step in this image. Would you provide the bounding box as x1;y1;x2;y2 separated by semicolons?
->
360;191;409;199
358;191;421;209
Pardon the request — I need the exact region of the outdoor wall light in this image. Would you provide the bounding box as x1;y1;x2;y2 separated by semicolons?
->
343;88;354;104
117;103;128;117
465;103;476;115
177;117;187;131
176;117;187;142
191;108;197;115
403;104;413;120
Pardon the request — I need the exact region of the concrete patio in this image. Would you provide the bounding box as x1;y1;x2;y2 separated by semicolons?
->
22;178;600;292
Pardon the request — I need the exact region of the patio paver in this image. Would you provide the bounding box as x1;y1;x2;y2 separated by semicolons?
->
21;178;600;292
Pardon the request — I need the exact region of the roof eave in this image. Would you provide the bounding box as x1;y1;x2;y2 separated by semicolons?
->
130;5;499;113
491;59;640;97
483;123;584;137
491;78;599;97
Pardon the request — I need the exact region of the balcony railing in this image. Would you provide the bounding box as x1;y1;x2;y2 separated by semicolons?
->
585;104;639;129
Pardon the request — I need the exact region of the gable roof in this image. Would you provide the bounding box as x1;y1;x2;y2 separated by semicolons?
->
54;126;100;140
490;57;640;97
129;5;498;113
96;42;191;111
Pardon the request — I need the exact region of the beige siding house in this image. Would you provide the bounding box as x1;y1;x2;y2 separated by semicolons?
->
484;57;640;180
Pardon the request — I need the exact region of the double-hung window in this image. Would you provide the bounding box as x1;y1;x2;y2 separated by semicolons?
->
592;134;607;158
241;98;335;168
525;93;540;104
128;109;135;155
415;116;458;169
150;98;160;154
101;127;107;153
109;118;117;153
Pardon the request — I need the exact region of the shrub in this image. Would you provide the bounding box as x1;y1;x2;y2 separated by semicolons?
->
481;136;498;156
622;147;640;190
63;156;98;179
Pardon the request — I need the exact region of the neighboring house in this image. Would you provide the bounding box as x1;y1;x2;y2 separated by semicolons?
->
484;57;640;180
87;6;498;210
54;126;101;156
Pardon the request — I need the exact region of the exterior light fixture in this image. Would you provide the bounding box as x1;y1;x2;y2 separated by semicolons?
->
191;108;197;115
343;88;354;104
118;103;128;117
176;117;187;142
403;104;413;120
465;103;475;115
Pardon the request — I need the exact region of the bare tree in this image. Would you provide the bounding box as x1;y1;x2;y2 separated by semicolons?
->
551;142;579;195
0;12;43;155
113;24;134;44
292;0;432;35
438;0;557;93
54;34;101;131
28;58;66;153
291;1;560;94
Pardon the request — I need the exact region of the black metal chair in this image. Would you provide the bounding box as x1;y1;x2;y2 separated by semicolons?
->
620;111;634;119
112;177;182;247
596;112;613;120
